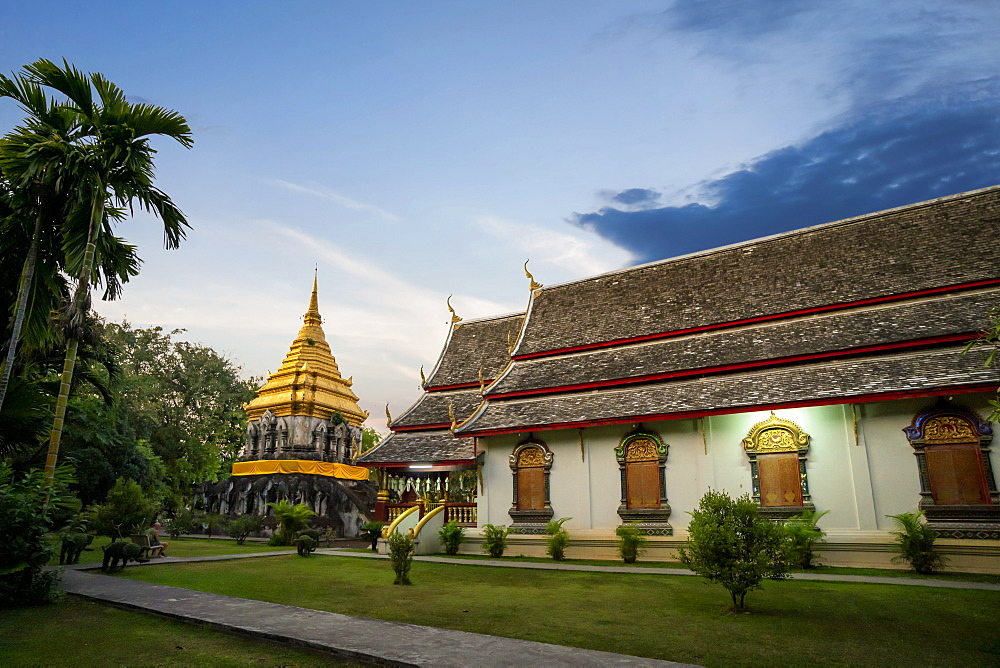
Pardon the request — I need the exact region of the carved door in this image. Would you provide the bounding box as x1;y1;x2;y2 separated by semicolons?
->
626;460;660;509
517;466;545;510
758;452;803;507
926;443;991;505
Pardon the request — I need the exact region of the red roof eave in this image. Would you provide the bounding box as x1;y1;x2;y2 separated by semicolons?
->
512;278;1000;361
489;333;975;399
459;383;1000;437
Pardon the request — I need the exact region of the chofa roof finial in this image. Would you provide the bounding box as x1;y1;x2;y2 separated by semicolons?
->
524;260;542;292
447;294;463;324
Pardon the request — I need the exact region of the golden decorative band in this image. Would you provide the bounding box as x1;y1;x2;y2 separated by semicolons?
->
232;459;369;481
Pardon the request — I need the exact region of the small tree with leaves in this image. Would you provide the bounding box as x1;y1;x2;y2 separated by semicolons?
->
388;531;414;584
679;490;789;613
227;515;264;545
90;478;158;543
964;306;1000;422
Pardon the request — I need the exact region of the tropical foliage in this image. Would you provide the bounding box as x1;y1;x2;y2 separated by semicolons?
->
361;521;385;551
0;58;193;486
266;500;316;546
0;463;79;606
481;523;512;558
438;520;464;555
887;510;945;574
615;522;648;564
783;509;829;569
964;306;1000;421
545;517;571;561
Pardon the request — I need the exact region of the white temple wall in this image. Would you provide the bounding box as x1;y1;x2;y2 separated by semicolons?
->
476;392;999;540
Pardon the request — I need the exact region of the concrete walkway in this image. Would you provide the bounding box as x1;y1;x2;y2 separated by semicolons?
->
61;559;690;667
59;549;1000;666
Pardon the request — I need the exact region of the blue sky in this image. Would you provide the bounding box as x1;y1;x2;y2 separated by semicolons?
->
3;1;998;427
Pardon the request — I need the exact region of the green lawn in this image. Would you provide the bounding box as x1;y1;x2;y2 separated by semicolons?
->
0;596;358;666
49;535;292;566
117;554;1000;666
436;552;1000;583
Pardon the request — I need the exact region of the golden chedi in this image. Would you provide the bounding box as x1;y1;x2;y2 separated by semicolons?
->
241;275;369;463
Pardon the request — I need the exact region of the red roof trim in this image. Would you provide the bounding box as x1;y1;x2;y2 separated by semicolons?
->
460;384;999;437
360;460;475;468
489;333;974;399
512;278;1000;361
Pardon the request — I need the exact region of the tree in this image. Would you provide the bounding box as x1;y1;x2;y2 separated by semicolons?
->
0;67;140;418
103;322;257;505
361;427;382;455
90;477;159;543
679;490;789;613
0;59;193;488
0;463;79;606
266;500;316;545
964;306;1000;422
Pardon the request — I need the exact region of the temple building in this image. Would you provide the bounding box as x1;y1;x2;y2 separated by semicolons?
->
369;185;1000;571
358;310;524;527
199;276;375;536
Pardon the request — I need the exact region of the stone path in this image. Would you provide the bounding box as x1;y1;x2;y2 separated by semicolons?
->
61;558;690;667
59;549;1000;667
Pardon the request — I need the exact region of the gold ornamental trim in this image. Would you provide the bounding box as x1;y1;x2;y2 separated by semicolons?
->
923;415;978;443
623;436;661;462
517;447;546;467
742;413;810;454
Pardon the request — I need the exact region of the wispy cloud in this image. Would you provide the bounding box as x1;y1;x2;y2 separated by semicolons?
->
269;178;399;222
478;215;634;277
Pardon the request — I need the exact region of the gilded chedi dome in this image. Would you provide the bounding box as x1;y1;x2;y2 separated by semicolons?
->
244;275;367;426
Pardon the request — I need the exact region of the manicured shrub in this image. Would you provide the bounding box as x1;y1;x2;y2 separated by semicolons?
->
266;532;286;547
545;517;571;561
361;521;385;551
679;490;789;613
438;520;464;555
481;524;512;558
296;535;317;556
887;510;945;574
615;522;648;564
226;515;264;545
784;509;829;569
299;528;320;542
388;531;414;584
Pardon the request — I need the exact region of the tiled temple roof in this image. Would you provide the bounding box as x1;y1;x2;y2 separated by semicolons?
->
513;187;1000;358
486;288;999;397
458;345;999;435
424;312;524;388
392;389;483;429
357;430;474;464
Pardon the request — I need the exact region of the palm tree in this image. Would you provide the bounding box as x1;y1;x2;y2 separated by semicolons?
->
266;500;317;545
0;67;140;417
0;59;192;486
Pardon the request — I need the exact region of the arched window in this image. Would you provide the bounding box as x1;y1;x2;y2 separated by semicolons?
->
616;431;672;534
742;413;814;519
904;405;999;538
508;439;554;532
